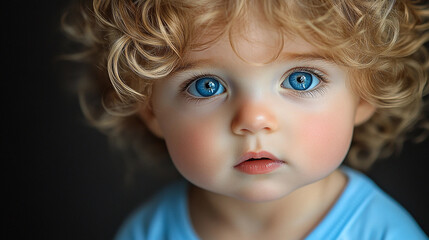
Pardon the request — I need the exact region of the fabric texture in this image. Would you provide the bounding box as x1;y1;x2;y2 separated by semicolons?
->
115;167;428;240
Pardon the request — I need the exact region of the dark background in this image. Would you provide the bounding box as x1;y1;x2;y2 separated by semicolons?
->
3;1;428;239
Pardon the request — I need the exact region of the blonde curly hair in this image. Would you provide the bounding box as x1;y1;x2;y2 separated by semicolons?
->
62;0;429;173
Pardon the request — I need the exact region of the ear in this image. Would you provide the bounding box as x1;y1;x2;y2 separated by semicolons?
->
354;98;376;126
138;101;164;138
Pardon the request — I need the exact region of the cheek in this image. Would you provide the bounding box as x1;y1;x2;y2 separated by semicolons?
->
159;113;226;185
293;102;355;173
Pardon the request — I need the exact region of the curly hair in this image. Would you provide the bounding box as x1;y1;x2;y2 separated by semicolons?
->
62;0;429;173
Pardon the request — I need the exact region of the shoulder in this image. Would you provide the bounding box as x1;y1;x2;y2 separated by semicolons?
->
114;180;198;240
308;167;428;240
342;168;427;239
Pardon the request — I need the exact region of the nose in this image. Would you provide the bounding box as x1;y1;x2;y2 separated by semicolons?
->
231;101;278;135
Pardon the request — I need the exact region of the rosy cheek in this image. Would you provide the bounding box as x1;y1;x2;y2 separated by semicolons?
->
162;116;223;185
295;106;355;173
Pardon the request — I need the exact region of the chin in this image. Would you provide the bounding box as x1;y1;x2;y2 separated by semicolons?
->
233;184;293;203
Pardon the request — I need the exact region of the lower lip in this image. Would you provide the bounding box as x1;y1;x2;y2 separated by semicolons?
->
234;160;284;175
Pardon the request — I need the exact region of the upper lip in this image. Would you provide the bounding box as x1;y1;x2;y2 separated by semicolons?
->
235;151;283;166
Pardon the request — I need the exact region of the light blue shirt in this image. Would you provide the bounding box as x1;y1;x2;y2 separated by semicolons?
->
115;167;428;240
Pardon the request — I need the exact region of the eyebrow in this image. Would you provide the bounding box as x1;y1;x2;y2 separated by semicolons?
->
279;52;335;63
174;52;335;74
174;59;214;73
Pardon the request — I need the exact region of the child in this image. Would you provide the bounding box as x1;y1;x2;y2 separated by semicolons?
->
63;0;429;239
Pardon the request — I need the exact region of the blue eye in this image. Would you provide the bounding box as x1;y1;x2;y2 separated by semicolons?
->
187;77;225;97
281;71;320;91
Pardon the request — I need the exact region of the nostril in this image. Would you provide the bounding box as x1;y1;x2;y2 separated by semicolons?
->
231;103;278;135
233;122;275;135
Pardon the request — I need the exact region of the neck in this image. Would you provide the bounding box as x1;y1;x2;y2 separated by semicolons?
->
188;169;347;239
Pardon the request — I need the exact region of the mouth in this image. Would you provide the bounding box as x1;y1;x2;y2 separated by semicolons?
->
234;151;285;175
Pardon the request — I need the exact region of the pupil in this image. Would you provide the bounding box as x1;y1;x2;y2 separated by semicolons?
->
206;81;215;90
206;81;215;93
297;75;305;83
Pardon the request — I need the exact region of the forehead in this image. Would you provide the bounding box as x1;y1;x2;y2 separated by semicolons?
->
184;24;331;68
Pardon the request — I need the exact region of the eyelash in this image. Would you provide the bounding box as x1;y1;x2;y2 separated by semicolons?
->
179;67;329;102
291;86;328;98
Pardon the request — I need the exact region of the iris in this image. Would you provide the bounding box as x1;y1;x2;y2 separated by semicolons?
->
282;71;320;91
188;77;225;97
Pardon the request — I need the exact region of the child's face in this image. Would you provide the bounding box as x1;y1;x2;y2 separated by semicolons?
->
141;23;374;202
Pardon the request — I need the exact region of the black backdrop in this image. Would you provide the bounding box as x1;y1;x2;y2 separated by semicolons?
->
3;1;428;239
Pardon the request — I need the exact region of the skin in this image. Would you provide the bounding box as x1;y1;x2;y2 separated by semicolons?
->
140;18;375;240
